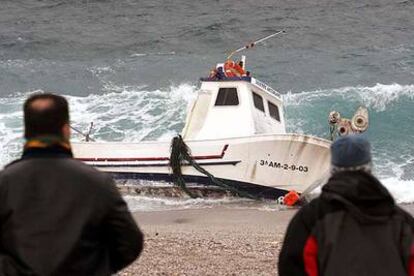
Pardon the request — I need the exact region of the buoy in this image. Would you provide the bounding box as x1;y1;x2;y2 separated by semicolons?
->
283;190;300;206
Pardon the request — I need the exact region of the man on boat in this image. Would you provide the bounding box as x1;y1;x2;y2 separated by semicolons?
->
209;66;226;80
278;135;414;276
224;59;246;78
0;93;143;275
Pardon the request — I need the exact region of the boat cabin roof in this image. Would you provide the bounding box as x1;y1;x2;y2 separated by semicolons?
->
200;76;282;100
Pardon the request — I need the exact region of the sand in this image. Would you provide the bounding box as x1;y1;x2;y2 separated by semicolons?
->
119;208;297;276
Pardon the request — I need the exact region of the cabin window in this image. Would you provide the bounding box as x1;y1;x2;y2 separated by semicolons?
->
253;92;265;112
268;101;281;122
214;88;239;106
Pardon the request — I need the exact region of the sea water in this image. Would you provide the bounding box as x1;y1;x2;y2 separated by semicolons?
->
0;0;413;210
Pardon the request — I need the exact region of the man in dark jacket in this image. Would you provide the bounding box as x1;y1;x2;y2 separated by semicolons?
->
278;135;414;276
0;93;143;275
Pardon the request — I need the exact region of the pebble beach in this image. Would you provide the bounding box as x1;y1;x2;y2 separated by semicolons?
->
120;208;295;275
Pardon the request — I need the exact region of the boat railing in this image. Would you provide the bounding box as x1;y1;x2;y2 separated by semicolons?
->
200;76;252;82
199;76;281;98
251;78;281;98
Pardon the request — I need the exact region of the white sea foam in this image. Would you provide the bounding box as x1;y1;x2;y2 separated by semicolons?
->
307;175;414;205
355;83;414;112
382;178;414;204
123;194;291;212
376;156;414;204
129;53;147;57
129;52;176;58
284;83;414;112
124;195;250;212
68;82;197;142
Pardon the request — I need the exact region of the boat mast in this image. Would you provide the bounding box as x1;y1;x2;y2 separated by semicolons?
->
227;30;286;60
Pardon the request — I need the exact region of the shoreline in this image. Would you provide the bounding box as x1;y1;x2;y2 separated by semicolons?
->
120;207;297;275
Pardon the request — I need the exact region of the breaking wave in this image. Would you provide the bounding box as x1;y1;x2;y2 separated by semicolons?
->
0;82;413;207
283;83;414;112
283;83;414;204
68;82;196;142
0;83;197;166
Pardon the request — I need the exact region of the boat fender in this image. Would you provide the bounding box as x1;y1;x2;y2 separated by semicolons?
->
283;190;300;206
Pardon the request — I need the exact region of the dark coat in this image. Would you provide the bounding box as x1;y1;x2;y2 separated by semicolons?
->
278;171;414;276
0;147;143;276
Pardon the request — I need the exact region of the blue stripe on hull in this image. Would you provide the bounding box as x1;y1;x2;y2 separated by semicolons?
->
109;172;288;200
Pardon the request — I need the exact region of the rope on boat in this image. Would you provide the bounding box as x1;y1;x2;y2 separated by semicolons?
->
169;135;198;198
329;125;336;141
169;135;259;200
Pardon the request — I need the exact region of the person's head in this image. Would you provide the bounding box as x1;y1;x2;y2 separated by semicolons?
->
330;135;372;174
24;93;70;141
238;61;244;67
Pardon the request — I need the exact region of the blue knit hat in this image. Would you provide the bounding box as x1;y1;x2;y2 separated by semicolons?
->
331;135;372;168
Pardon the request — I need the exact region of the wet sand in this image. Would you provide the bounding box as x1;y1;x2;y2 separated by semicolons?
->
119;208;296;275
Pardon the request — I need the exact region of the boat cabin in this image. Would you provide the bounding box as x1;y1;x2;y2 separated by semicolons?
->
182;73;286;140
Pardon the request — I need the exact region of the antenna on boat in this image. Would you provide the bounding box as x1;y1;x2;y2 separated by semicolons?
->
227;30;286;60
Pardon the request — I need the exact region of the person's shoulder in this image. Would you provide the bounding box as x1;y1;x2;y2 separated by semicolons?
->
394;206;414;228
3;157;25;171
298;197;327;217
1;158;30;178
290;198;322;229
294;196;342;230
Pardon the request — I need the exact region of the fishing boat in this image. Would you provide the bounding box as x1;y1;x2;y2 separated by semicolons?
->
72;32;344;200
72;60;334;199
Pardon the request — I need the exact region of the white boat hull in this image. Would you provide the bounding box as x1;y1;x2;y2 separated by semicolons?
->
72;133;331;199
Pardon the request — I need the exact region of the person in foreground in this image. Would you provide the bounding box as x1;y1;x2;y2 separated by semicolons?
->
0;93;143;275
278;135;414;276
